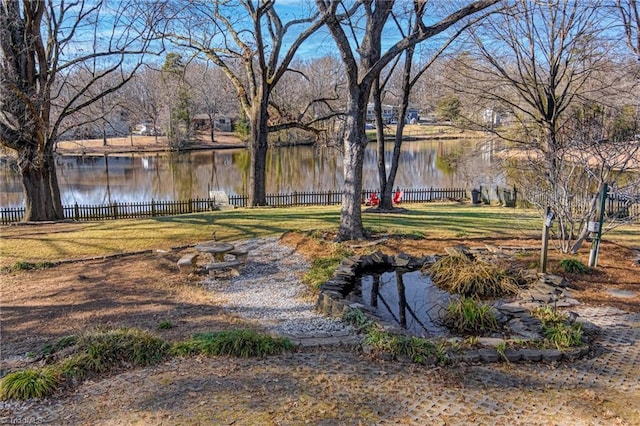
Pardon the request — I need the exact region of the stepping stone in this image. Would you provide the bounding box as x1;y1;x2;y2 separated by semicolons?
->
520;349;542;362
461;351;481;363
478;348;500;362
502;349;522;362
541;349;563;362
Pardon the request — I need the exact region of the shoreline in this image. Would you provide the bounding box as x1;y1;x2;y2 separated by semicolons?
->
0;131;483;160
53;132;247;156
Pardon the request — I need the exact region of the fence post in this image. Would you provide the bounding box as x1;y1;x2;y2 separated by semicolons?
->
74;202;80;221
112;202;118;219
151;199;156;217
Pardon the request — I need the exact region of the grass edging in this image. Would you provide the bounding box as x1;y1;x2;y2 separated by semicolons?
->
0;327;293;401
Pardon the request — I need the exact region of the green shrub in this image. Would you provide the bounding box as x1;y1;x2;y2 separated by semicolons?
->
559;258;588;274
429;255;520;298
171;329;293;358
0;369;59;400
443;297;500;334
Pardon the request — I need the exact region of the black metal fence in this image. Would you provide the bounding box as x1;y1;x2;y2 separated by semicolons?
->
0;187;467;224
525;190;640;221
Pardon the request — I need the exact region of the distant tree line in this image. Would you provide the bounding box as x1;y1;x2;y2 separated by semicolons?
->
1;0;638;249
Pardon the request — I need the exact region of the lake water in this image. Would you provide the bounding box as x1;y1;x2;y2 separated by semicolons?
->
0;139;502;208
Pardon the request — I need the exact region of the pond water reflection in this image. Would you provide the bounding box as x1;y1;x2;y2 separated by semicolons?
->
357;270;452;337
0;139;502;208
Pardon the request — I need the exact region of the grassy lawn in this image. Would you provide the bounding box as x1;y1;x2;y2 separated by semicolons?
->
366;123;487;140
1;202;637;268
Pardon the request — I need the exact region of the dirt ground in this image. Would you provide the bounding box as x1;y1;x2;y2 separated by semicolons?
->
1;231;639;423
2;232;638;362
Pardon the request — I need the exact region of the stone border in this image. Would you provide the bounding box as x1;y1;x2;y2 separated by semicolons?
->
315;249;593;364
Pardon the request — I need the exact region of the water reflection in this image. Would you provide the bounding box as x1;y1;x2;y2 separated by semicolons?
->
358;270;451;337
1;139;500;208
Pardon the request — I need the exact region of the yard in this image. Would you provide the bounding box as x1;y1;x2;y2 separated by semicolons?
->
1;204;639;424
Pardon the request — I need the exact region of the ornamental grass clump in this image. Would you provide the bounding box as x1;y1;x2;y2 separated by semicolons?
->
443;296;500;334
170;329;293;358
54;328;169;381
531;306;584;349
542;322;584;349
429;254;520;298
365;328;444;364
0;369;59;400
78;328;169;370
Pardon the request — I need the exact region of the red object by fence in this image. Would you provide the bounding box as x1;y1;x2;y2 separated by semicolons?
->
393;190;403;204
365;192;379;206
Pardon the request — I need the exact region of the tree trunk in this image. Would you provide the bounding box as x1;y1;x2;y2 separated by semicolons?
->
248;99;269;206
19;145;64;221
336;112;368;241
373;80;391;210
380;100;408;209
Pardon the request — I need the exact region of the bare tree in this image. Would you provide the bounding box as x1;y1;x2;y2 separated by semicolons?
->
54;68;131;144
124;67;165;142
317;0;499;241
457;0;639;253
186;61;237;143
156;0;328;206
618;0;640;59
0;0;158;221
373;12;481;210
270;57;345;145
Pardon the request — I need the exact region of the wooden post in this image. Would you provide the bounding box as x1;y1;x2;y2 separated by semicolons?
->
540;206;553;274
589;183;608;267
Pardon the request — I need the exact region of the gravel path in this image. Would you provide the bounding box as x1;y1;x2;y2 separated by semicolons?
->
202;237;355;339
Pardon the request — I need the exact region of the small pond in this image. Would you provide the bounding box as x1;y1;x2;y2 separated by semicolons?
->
354;270;452;337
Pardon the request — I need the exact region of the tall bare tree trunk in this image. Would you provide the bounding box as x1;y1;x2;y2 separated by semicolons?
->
337;100;369;241
19;145;64;221
248;98;270;206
